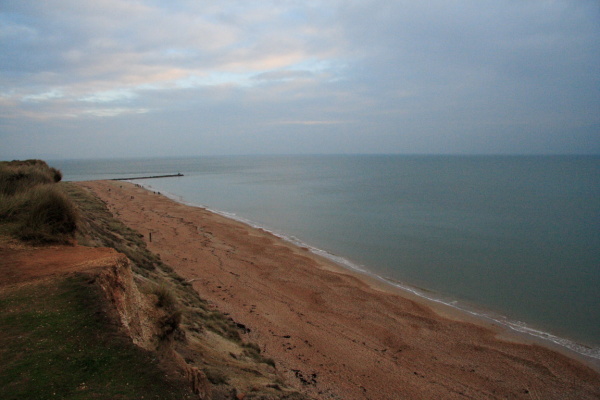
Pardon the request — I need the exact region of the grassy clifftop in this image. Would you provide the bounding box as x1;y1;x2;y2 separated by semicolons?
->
0;272;196;400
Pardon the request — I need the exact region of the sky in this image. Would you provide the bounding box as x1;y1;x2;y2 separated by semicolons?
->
1;0;599;159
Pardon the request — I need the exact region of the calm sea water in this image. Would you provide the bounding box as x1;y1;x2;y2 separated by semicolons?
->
53;155;600;359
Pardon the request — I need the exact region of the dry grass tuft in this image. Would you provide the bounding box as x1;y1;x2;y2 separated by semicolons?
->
0;159;61;195
153;284;178;310
0;160;76;244
17;185;78;243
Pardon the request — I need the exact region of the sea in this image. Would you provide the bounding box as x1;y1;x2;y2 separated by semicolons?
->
52;155;600;362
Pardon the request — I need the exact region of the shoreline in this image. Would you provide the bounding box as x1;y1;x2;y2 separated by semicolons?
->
79;180;600;399
139;180;600;370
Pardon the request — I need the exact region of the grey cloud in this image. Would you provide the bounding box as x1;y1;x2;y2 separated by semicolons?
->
253;70;319;83
332;0;600;149
1;0;599;159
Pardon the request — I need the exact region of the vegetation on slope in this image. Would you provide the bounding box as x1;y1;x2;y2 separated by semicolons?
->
0;160;76;243
0;159;62;195
64;182;305;399
62;182;245;342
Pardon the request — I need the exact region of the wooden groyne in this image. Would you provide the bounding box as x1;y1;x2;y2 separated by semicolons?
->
111;173;184;181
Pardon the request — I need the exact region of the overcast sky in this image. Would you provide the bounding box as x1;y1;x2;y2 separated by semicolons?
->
1;0;599;159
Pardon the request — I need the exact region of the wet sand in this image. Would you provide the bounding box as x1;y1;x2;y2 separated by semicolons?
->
79;180;600;400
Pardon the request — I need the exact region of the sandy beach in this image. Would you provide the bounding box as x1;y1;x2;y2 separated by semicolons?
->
79;180;600;400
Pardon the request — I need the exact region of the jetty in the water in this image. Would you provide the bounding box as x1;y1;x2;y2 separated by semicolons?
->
111;173;183;181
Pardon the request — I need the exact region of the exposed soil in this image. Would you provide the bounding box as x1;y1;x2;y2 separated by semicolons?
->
0;243;120;286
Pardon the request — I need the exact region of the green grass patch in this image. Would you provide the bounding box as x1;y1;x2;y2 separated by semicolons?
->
0;275;194;400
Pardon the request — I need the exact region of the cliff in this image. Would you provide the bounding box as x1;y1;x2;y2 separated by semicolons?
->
0;242;196;399
0;177;310;399
0;239;309;399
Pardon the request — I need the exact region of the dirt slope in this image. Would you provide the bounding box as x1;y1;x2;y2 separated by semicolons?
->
0;243;120;286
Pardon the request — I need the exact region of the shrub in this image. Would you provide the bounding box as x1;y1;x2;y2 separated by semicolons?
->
151;284;183;340
0;192;26;221
159;310;183;340
51;167;63;182
0;160;59;195
243;342;261;354
17;185;79;243
152;284;178;310
0;160;74;244
242;342;276;367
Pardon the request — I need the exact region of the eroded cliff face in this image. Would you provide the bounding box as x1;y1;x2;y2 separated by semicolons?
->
0;242;203;398
75;247;309;400
90;250;311;400
0;243;161;351
92;251;214;399
93;252;156;349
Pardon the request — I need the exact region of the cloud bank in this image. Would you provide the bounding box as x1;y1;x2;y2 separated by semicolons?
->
1;0;599;158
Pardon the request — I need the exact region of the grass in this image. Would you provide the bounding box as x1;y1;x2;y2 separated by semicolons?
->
0;160;76;244
203;368;229;385
0;275;194;400
15;185;78;243
62;183;162;272
152;284;178;309
0;159;62;196
242;343;277;368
